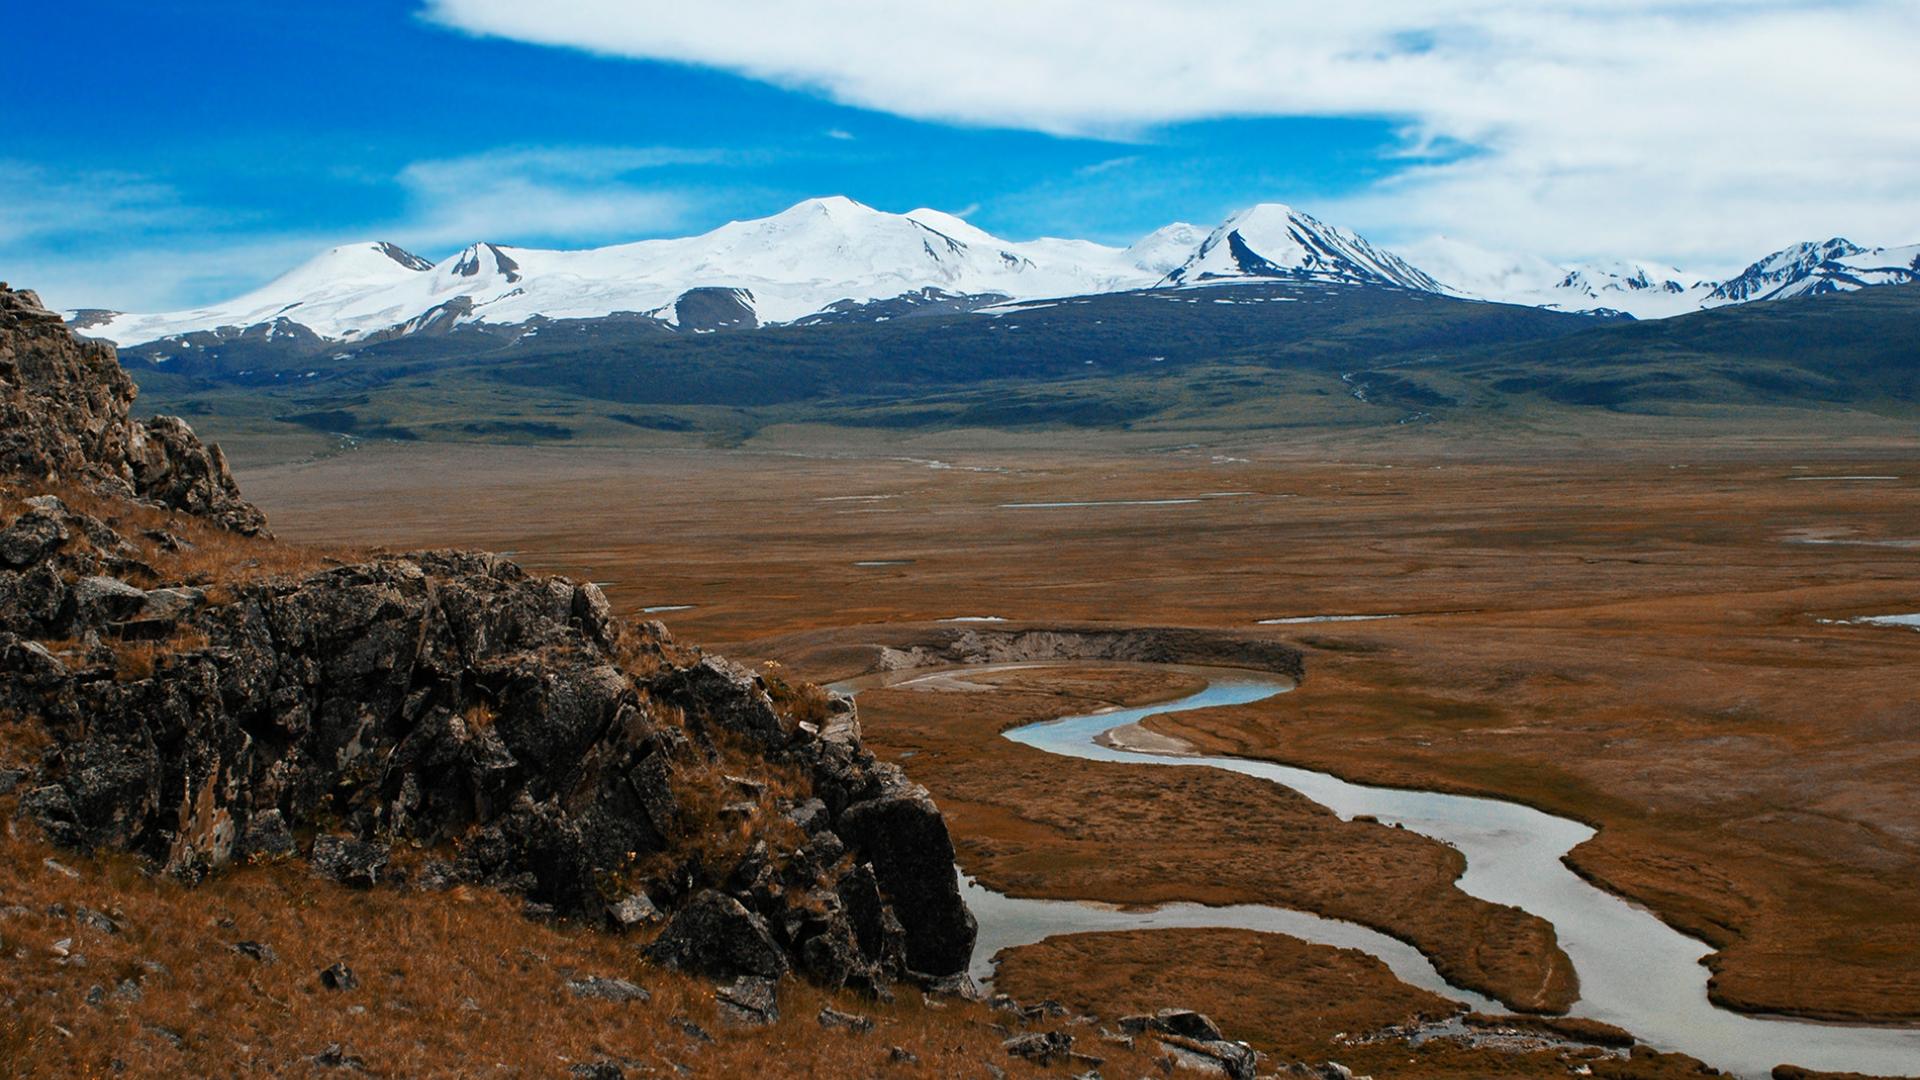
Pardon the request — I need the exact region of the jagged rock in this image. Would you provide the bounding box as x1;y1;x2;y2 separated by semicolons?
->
571;1064;625;1080
0;508;69;568
73;576;147;626
133;586;205;626
309;836;389;889
836;862;909;974
0;286;981;1001
725;773;768;798
0;767;26;795
74;907;119;935
1021;999;1070;1021
608;892;660;930
786;797;831;834
319;963;358;991
919;971;983;1000
567;976;650;1003
818;1006;875;1033
20;785;81;848
836;787;977;975
793;828;845;877
644;890;788;980
1004;1031;1074;1066
1141;1009;1225;1042
888;1046;920;1064
797;908;881;993
0;284;266;534
239;810;296;860
652;657;790;746
230;940;278;965
714;974;779;1027
1154;1036;1259;1080
311;1043;366;1070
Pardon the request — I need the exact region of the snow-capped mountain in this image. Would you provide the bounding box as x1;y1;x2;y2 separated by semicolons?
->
1407;233;1920;319
1706;238;1920;304
1163;205;1444;292
1404;237;1716;319
74;198;1180;348
64;196;1920;349
1124;222;1209;277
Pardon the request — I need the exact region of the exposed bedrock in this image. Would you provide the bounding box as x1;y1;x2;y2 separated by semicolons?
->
0;282;977;994
0;284;265;535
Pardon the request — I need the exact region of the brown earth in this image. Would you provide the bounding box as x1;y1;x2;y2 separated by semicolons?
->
234;437;1920;1031
0;810;1158;1079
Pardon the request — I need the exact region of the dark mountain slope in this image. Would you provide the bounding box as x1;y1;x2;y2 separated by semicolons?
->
1414;282;1920;412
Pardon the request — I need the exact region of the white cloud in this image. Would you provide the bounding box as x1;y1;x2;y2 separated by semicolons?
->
824;128;856;141
389;145;716;249
8;146;715;312
422;0;1920;268
1076;156;1139;178
0;163;215;248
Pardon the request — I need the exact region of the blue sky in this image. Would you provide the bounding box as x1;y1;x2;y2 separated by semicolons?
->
5;1;1918;311
2;1;1410;310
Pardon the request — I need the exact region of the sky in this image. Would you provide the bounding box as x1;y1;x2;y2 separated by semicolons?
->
4;0;1918;312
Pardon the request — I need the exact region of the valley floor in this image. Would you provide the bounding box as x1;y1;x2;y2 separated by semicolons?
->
234;433;1920;1072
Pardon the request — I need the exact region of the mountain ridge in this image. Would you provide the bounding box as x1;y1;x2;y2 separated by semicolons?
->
67;197;1920;348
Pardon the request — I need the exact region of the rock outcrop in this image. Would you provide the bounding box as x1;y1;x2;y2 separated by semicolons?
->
0;283;264;534
0;283;976;993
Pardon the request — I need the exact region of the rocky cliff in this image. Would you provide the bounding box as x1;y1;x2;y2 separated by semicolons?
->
0;282;975;1000
1;285;265;535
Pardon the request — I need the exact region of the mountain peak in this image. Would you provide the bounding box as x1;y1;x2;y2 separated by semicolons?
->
904;207;996;247
1166;204;1442;293
1709;236;1916;304
1222;202;1304;226
447;241;523;284
374;241;433;272
779;195;879;220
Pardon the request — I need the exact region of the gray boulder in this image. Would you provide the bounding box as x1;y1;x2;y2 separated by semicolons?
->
73;576;147;626
652;657;789;746
836;787;977;975
567;976;650;1004
310;836;389;889
0;508;69;568
1004;1031;1074;1066
714;974;779;1027
644;890;788;980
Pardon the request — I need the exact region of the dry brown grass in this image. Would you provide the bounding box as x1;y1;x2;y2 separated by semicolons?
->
0;478;342;598
762;662;835;727
107;627;210;683
0;806;1152;1079
629;717;813;892
993;929;1718;1079
238;442;1920;1023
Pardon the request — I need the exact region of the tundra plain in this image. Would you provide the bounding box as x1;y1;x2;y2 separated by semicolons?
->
237;432;1920;1072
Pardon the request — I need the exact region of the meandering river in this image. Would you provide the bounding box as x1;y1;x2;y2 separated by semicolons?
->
843;663;1920;1079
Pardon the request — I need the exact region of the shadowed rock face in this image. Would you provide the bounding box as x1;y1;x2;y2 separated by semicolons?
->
0;285;977;988
0;283;265;535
